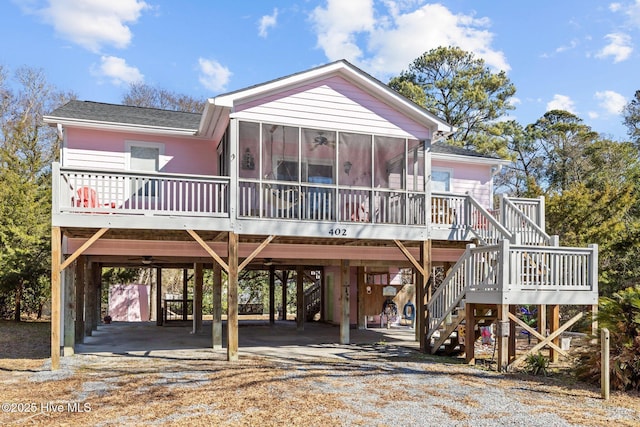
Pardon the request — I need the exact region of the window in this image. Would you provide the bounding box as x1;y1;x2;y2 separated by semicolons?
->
431;169;452;192
126;142;163;197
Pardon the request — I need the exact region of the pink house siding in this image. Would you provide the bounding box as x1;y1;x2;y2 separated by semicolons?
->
234;76;432;140
432;159;493;207
63;128;218;176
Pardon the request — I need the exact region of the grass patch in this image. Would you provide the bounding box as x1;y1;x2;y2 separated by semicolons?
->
0;320;50;371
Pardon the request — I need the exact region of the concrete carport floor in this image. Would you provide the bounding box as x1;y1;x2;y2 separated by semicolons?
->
75;321;419;362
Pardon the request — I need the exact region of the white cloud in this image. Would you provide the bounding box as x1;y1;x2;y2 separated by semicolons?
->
596;33;633;63
546;94;576;114
594;90;627;114
309;1;509;78
310;0;376;63
198;58;232;92
609;2;622;13
588;111;599;119
93;55;143;85
615;0;640;25
258;8;278;38
508;96;521;107
31;0;149;52
555;39;578;53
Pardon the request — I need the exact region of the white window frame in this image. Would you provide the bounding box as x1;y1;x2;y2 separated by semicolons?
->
124;140;166;171
431;167;453;192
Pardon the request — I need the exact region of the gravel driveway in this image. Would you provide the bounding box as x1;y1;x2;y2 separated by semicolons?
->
1;322;639;426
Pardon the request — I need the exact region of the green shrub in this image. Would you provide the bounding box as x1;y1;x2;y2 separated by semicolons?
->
525;352;549;376
574;285;640;391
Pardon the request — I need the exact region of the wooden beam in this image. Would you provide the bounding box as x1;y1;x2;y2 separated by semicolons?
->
497;304;510;372
357;266;365;329
508;305;517;362
63;263;75;355
340;260;350;345
61;228;109;271
238;235;275;272
212;263;222;349
92;263;102;330
507;312;567;357
509;312;583;369
394;240;426;277
296;266;304;331
84;262;96;337
51;226;61;370
465;303;475;364
156;268;163;326
417;240;431;350
186;229;229;273
550;304;560;362
227;232;239;361
269;265;275;325
74;256;86;344
192;263;203;334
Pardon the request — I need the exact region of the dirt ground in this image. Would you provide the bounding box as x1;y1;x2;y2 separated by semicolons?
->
1;320;639;426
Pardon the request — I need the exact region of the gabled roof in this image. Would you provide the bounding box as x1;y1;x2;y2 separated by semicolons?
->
199;59;456;140
44;100;201;135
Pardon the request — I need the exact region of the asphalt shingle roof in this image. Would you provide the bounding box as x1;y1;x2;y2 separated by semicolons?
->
431;141;499;159
47;100;201;130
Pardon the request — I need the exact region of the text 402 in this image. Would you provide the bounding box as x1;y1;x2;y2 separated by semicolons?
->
328;228;347;236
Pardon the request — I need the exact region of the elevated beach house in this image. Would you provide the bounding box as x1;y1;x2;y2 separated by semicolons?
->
45;60;598;370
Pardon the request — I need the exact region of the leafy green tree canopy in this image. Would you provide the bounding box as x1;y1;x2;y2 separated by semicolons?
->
623;90;640;147
389;46;516;154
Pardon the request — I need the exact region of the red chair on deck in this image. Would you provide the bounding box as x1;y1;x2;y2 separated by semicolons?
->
75;187;115;209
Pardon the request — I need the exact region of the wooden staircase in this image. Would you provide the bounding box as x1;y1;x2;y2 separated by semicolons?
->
426;195;554;354
431;304;498;355
304;279;322;321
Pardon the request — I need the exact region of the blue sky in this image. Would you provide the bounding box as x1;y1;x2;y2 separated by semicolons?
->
2;0;639;140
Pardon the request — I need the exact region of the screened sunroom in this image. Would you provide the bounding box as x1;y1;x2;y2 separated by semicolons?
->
236;121;430;226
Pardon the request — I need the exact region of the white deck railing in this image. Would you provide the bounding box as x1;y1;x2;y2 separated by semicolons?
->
54;165;546;235
55;164;230;217
427;240;598;337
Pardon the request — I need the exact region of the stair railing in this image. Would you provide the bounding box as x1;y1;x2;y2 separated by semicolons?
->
499;195;551;246
426;244;473;341
466;195;512;245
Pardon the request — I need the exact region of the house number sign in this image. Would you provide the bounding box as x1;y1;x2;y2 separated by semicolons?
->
328;227;347;236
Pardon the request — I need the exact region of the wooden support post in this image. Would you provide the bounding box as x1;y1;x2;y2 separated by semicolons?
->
508;305;517;362
538;304;547;341
281;270;288;320
156;268;163;326
357;266;365;329
93;263;102;330
51;226;62;370
212;263;223;349
296;266;304;331
183;269;189;321
192;263;203;334
320;267;325;322
591;304;599;337
84;261;95;338
340;260;350;345
417;240;431;351
549;304;560;363
74;256;86;344
227;232;239;361
465;303;475;364
269;265;275;325
63;263;76;356
497;304;510;372
601;328;610;400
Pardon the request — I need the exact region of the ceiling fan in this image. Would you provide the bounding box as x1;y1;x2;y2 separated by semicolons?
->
310;132;336;150
126;255;168;267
